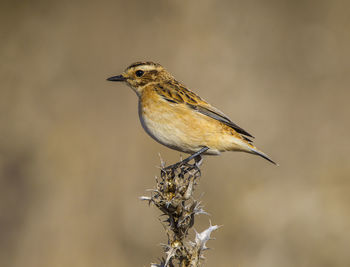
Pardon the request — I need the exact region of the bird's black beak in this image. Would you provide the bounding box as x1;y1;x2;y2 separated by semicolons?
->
106;75;126;82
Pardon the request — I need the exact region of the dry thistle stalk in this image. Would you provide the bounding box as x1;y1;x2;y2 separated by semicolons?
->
141;157;219;267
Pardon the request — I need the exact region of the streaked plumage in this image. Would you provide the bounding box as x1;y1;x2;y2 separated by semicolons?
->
107;61;276;164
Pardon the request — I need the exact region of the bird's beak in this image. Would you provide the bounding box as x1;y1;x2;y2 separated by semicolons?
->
106;74;126;82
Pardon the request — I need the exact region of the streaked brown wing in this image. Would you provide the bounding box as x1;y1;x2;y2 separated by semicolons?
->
188;103;254;139
154;83;185;104
154;81;254;139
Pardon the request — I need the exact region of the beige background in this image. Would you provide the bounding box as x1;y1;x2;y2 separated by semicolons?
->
1;0;350;266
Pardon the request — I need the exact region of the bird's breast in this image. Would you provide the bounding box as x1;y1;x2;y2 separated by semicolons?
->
138;91;227;155
138;98;189;152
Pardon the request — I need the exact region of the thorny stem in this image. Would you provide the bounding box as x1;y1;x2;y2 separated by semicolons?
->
141;156;219;267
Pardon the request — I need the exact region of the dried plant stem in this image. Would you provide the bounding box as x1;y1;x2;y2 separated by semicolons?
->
141;156;218;267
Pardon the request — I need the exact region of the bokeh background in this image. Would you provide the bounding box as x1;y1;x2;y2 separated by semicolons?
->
1;0;349;266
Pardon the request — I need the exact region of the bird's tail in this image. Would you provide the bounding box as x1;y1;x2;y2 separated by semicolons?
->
249;147;278;165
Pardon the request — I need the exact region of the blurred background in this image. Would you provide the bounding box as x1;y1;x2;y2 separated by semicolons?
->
1;0;349;266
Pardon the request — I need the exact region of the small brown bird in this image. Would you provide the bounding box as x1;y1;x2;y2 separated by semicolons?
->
107;61;276;165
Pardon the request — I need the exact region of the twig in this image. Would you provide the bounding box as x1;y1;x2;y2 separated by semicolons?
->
141;156;219;267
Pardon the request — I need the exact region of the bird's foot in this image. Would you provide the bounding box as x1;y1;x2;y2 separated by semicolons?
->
163;147;209;174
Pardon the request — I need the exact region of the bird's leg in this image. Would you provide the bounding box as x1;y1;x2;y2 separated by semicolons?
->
181;147;209;165
164;147;209;170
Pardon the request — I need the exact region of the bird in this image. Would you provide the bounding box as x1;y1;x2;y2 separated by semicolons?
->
107;61;276;165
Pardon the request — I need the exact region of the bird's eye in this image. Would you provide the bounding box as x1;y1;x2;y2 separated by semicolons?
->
135;70;144;77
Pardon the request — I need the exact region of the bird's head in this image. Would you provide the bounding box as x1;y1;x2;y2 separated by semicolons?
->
107;61;173;96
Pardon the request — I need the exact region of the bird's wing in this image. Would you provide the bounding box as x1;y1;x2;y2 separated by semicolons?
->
154;81;254;139
190;103;254;139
